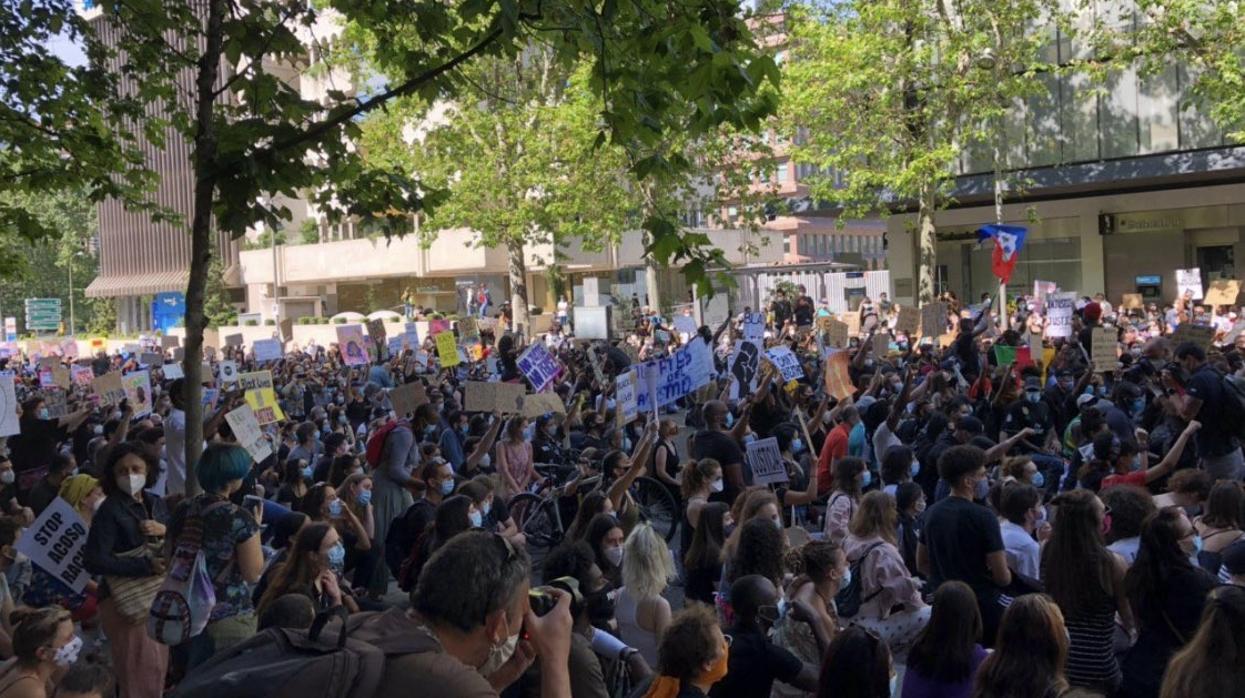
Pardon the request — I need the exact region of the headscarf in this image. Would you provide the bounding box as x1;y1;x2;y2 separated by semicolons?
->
59;474;100;509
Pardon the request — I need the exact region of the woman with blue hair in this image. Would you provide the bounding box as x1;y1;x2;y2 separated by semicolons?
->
170;443;265;670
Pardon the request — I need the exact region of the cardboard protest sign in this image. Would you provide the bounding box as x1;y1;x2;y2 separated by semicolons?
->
457;317;480;343
225;404;271;463
70;365;93;388
729;340;761;400
869;333;888;358
920;302;947;338
746;437;789;485
825;318;849;349
1121;293;1143;310
172;347;185;362
140;352;164;368
219;360;239;385
1204;279;1240;306
38;367;56;389
162;363;184;380
16;498;90;593
428;319;451;335
224;333;243;347
616;370;638;425
336;325;369;367
1170;323;1215;352
390;381;429;419
0;374;18;437
279;318;294;343
844;312;861;338
239;371;285;423
92;372;126;406
1092;326;1118;373
1176;268;1203;300
43;391;68;419
435;331;461;367
895;306;920;336
765;346;803;382
161;335;180;349
1044;292;1077;338
252;338;283;364
522;392;566;418
743;312;765;342
51;365;70;390
516;343;561;393
464;381;525;414
123;370;153;417
823;350;855;401
366;319;387;347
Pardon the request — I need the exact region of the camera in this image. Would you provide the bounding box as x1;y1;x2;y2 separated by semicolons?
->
528;576;582;617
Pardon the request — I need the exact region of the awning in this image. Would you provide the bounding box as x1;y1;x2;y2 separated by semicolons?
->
84;270;189;298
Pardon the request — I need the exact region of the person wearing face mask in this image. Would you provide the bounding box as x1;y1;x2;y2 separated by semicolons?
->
636;604;729;698
0;608;80;698
916;446;1012;648
771;541;845;698
1101;420;1199;491
823;457;867;546
690;401;754;505
1119;507;1217;698
460;477;523;548
383;458;454;592
708;575;822;698
20;476;104;624
816;403;860;499
1171;342;1245;481
496;417;538;499
9;398;90;508
303;477;376;596
167;444;264;670
681;459;724;560
894;482;926;578
83;443;169;698
1001;375;1056;455
257;522;356;617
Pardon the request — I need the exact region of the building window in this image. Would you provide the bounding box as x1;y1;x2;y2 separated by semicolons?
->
784;235;793;256
775;162;788;183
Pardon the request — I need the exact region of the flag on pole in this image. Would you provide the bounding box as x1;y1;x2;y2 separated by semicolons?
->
976;224;1028;284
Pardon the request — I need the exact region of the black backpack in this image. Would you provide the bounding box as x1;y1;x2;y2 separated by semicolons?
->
834;542;883;618
384;498;435;579
172;607;435;698
1219;372;1245;441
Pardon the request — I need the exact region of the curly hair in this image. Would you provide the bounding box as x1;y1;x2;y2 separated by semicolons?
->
728;517;786;588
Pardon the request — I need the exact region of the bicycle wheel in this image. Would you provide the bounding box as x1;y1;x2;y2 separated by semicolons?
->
510;493;559;552
632;476;678;542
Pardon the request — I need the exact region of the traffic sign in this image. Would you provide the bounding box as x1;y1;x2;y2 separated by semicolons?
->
25;298;62;332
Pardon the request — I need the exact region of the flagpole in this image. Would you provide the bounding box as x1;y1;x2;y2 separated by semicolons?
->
994;134;1006;332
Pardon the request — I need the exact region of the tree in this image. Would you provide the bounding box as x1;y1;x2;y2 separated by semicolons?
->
782;0;1062;303
29;0;776;494
203;256;236;328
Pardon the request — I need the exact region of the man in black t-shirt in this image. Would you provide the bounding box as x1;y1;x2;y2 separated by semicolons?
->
1002;376;1054;453
793;285;814;327
690;401;748;503
917;445;1011;646
1174;342;1243;481
770;291;792;329
709;575;821;698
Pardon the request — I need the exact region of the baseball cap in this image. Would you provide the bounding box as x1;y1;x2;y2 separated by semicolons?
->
1024;376;1042;391
1076;393;1097;409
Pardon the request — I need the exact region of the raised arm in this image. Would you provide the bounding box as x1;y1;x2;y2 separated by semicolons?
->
1145;420;1200;481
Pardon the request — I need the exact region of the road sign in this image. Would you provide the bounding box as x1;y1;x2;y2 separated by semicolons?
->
3;318;14;342
24;298;62;332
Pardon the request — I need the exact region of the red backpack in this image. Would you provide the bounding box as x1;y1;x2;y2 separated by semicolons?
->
365;419;408;468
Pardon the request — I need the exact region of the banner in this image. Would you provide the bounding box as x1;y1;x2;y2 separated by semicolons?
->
743;312;765;342
745;437;789;485
252;338;283;364
516;342;561;393
336;325;369;367
60;339;78;359
366;319;387;348
403;322;420;351
765;346;803;382
16;498;90;594
1044;292;1077;338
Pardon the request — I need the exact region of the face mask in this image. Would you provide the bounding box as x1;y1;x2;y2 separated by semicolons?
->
860;470;872;488
356;490;372;507
469;510;483;528
301;466;314;481
1129;455;1142;471
328;499;343;517
439;478;455;496
604;545;623;567
889;674;898;696
1026;391;1041;404
973;476;989;501
839;566;852;589
93;424;104;436
479;454;491;469
461;426;471;437
523;425;536;442
327;541;346;568
37;408;50;420
118;473;146;496
725;412;735;429
710;478;724;493
910;460;920;477
1098;386;1109;397
772;517;784;531
1032;471;1045;489
1058;380;1073;392
1191;534;1204;555
1131;398;1145;416
480;629;520;677
482;499;493;516
622;437;633;452
791;438;804;454
0;470;13;485
52;635;83;668
338;415;348;425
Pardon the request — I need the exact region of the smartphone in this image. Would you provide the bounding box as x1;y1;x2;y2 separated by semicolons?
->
243;495;264;513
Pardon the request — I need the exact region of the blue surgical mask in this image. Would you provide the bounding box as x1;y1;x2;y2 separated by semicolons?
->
1193;534;1204;554
440;478;455;496
725;412;735;429
910;460;920;477
301;466;314;481
861;470;872;488
1131;397;1145;416
1026;391;1041;404
839;566;852;589
328;499;343;517
791;438;805;454
1032;471;1045;489
469;510;483;528
622;437;633;452
1129;455;1142;471
327;541;346;568
974;476;989;501
356;490;372;507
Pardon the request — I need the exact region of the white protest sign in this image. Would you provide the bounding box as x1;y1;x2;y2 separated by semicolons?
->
16;498;90;593
745;437;789;486
1044;292;1077;339
252;338;284;363
0;373;18;436
1176;268;1203;300
225;404;265;453
219;360;238;385
743;312;765;342
765;346;802;382
162;362;184;380
685;337;714;390
404;322;420;351
616;369;638;424
516;342;562;393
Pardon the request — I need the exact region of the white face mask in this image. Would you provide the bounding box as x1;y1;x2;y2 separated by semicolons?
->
479;616;521;677
0;470;13;485
479;454;491;469
710;478;724;493
118;473;146;496
52;635;83;668
604;545;623;567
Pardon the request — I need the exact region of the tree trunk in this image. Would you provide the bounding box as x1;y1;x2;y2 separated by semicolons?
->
645;264;661;312
507;238;529;338
182;0;227;498
916;181;937;306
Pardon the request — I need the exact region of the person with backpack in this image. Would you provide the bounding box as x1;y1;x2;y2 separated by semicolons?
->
1171;341;1244;481
366;404;431;598
168;444;263;671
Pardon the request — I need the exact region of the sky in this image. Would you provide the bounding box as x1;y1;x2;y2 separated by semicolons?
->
47;30;86;68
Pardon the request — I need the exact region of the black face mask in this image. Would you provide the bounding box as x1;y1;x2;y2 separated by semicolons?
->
586;589;615;627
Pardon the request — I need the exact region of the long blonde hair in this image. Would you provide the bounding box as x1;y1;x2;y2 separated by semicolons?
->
623;523;675;599
848;490;898;545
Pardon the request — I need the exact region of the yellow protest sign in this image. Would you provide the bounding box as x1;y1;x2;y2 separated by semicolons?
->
435;331;461;367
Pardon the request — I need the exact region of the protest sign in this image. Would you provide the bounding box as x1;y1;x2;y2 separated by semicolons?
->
60;339;78;359
746;437;789;486
43;392;67;419
224;333;243;347
457;317;480;343
823;350;854;401
1170;323;1215;352
403;322;420;351
1033;280;1058;310
92;372;126;406
895;306;920;336
516;342;561;393
0;374;17;436
123;370;153;417
172;347;185;362
435;331;461;367
825;319;849;349
616;370;638;424
685;338;714;390
522;393;566;418
1176;268;1203;300
1204;279;1240;306
336;325;369;367
162;363;184;380
844;312;861;338
239;371;285;423
139;352;163;367
920;302;947;338
51;365;70;390
161;335;180;349
225;404;268;462
1121;293;1143;310
765;346;803;382
390;381;429;419
366;319;387;347
464;381;525;414
871;333;890;358
729;340;761;400
219;360;238;385
387;336;404;358
37;367;56;389
743;312;765;342
122;343;140;355
1092;326;1118;373
70;365;93;387
16;498;90;594
1044;292;1077;338
252;338;283;364
649;346;701;408
673;315;697;338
